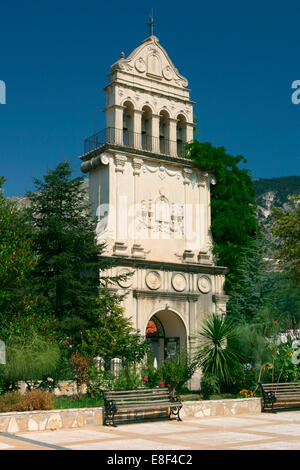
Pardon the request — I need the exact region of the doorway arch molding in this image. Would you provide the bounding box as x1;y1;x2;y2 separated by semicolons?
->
143;306;189;338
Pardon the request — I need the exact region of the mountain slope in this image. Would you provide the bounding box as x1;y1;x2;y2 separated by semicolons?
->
253;176;300;240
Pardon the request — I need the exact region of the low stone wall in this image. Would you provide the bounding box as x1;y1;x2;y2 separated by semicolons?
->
18;381;82;396
181;398;262;418
0;408;103;433
0;398;262;434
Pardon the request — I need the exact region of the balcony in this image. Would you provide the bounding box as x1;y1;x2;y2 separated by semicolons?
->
84;128;186;158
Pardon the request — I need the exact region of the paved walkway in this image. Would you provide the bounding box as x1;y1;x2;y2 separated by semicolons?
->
1;411;300;450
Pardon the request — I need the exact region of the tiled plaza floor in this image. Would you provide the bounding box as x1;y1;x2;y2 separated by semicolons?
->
1;411;300;450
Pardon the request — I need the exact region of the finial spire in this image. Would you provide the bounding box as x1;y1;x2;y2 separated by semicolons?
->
147;8;154;36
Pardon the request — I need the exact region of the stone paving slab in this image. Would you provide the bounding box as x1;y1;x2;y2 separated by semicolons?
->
1;411;300;450
12;429;124;444
67;438;189;451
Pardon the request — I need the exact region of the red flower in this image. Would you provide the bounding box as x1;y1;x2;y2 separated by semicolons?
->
144;377;149;382
159;382;163;386
167;384;171;388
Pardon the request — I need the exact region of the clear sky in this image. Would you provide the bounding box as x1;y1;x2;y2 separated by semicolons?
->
1;0;300;196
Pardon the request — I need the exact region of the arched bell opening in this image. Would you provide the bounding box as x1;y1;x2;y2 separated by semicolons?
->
123;101;134;146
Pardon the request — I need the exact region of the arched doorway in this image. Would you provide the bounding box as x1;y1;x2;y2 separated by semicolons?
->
145;309;187;366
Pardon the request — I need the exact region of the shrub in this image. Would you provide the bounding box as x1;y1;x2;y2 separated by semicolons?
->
113;367;143;390
224;364;259;395
200;375;219;400
25;389;54;410
3;334;60;387
160;350;197;396
69;352;92;396
0;390;54;412
194;313;243;388
141;357;163;389
0;392;30;412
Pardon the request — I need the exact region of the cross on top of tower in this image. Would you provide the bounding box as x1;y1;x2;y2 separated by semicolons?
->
147;8;154;36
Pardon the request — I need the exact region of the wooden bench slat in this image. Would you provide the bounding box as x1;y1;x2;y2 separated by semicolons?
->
105;387;169;395
114;400;173;404
105;392;170;398
102;387;182;426
259;381;300;413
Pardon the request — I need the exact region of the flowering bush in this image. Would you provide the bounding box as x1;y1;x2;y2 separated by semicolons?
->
87;367;116;399
238;389;256;398
160;350;197;396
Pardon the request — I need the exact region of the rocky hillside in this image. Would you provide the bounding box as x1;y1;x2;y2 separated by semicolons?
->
253;176;300;240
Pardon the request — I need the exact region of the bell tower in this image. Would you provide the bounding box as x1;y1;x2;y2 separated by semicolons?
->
79;34;228;390
102;35;194;156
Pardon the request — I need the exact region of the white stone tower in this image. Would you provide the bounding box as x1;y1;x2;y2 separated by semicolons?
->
80;35;228;389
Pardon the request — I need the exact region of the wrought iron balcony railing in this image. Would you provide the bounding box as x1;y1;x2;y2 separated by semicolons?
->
84;128;186;158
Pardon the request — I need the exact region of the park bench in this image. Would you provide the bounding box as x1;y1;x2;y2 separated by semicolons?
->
102;387;183;426
259;382;300;412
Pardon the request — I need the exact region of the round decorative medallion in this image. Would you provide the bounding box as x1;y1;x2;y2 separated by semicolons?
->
117;268;133;288
163;66;173;81
135;57;146;73
198;276;211;294
172;273;186;292
145;271;161;290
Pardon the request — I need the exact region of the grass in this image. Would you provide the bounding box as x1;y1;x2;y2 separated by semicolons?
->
53;392;247;409
54;395;103;409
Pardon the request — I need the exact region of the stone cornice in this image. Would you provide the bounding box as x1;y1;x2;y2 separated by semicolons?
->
103;80;194;104
79;143;196;170
133;289;200;301
99;255;228;275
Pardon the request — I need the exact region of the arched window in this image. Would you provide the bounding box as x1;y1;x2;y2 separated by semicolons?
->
176;114;187;157
159;110;170;155
123;101;134;146
141;105;152;151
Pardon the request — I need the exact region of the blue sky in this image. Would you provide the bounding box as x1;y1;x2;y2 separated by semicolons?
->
0;0;300;196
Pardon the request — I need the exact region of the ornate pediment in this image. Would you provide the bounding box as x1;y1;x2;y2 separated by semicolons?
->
111;36;188;88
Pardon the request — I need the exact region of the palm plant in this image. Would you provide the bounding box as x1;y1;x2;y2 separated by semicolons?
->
194;313;243;388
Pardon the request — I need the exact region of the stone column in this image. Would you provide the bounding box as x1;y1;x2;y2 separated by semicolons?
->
169;118;178;157
197;172;211;264
133;109;142;149
105;104;124;145
182;167;195;261
131;158;145;258
152;114;160;153
113;154;128;256
186;122;194;143
213;294;229;316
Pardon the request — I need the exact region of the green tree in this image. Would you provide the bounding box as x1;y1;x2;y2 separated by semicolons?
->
0;177;55;341
82;287;149;365
186;141;258;291
26;161;117;343
227;237;278;322
271;195;300;287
